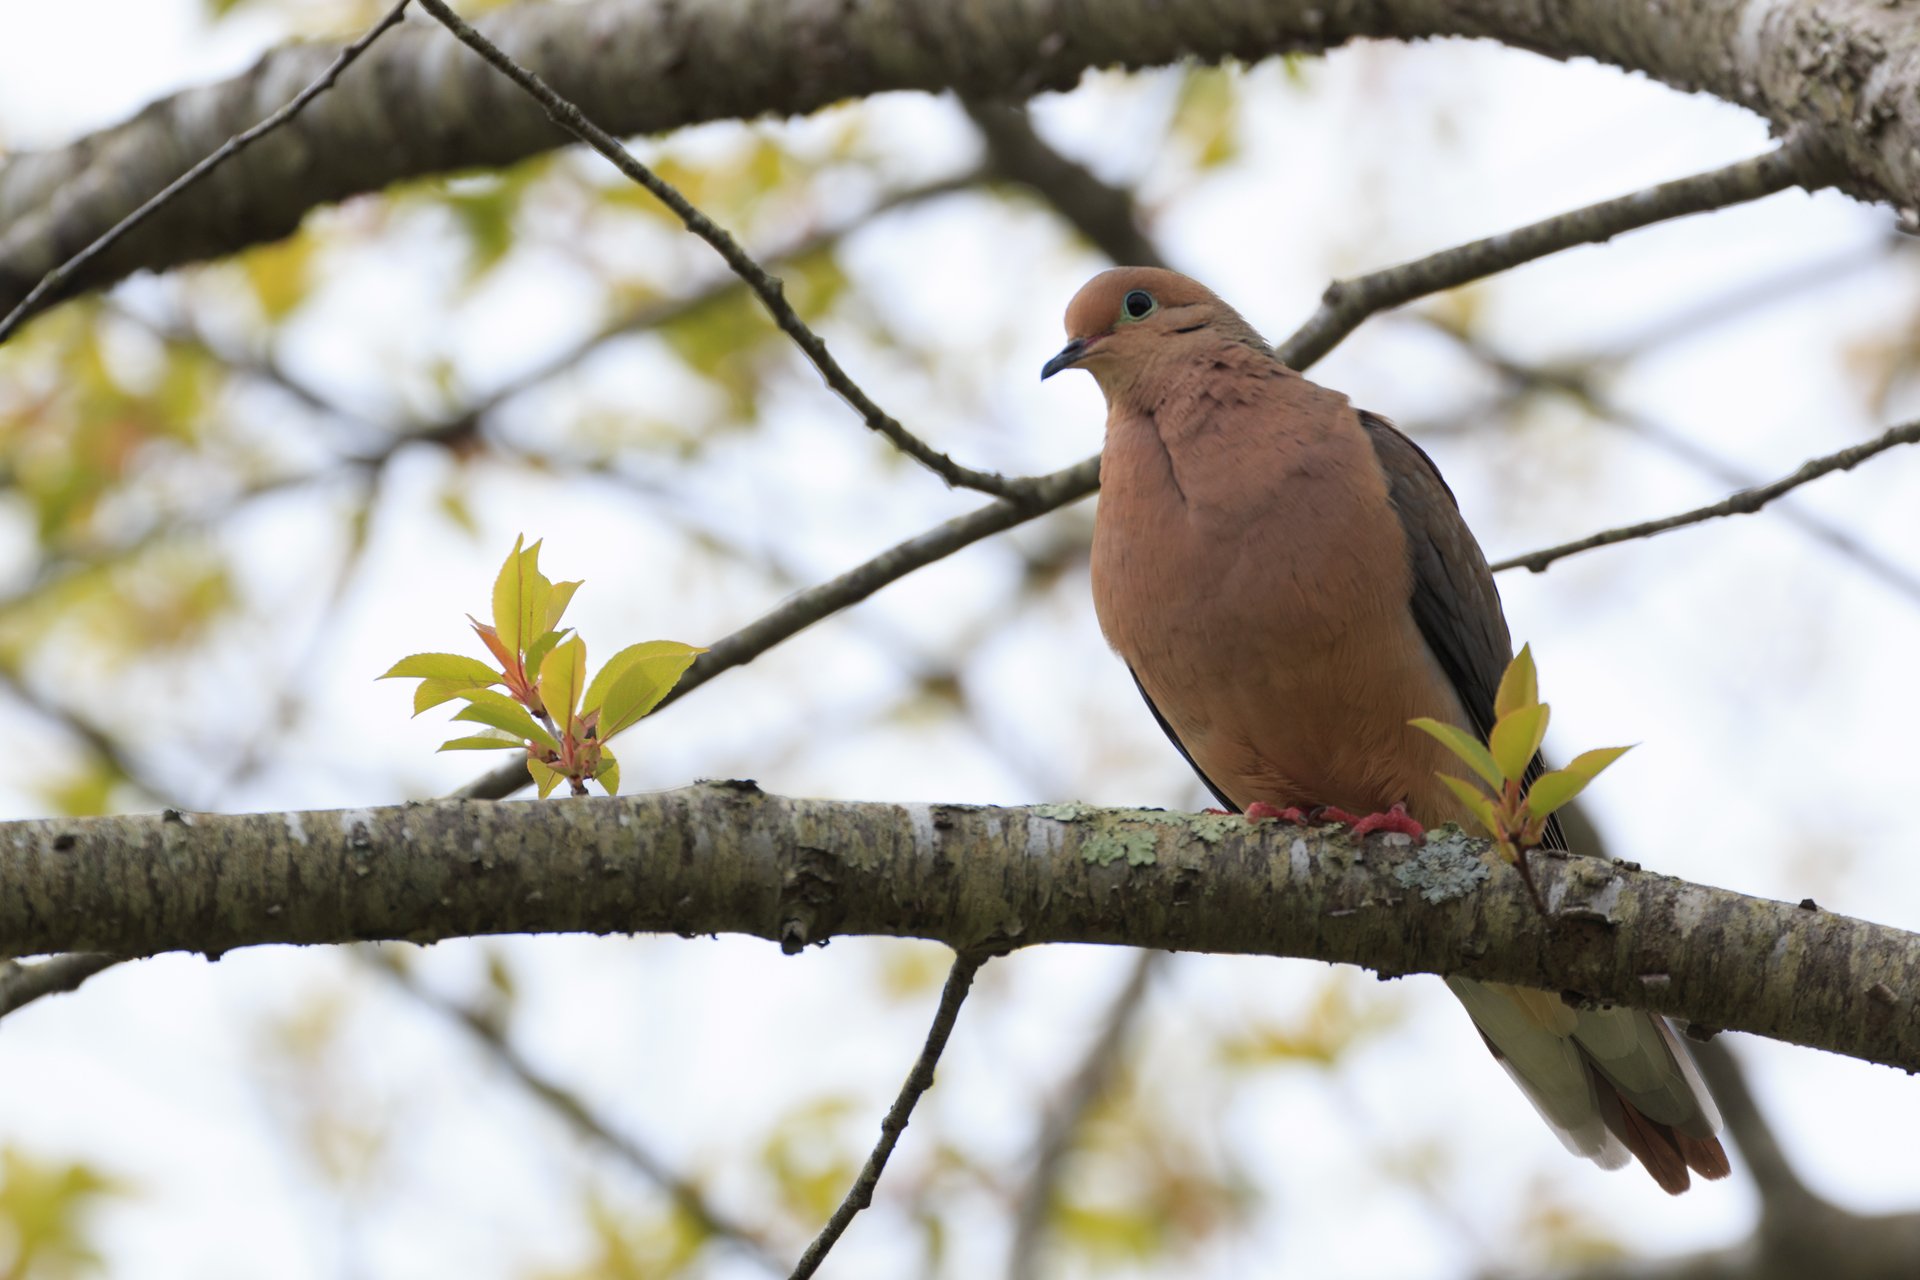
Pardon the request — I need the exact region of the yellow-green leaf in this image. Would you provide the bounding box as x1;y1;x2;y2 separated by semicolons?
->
379;652;500;684
1494;644;1539;720
1526;746;1633;819
527;756;562;799
595;747;619;796
1436;773;1501;837
545;580;583;631
1489;702;1550;782
438;733;526;751
451;690;558;752
490;535;552;659
582;640;703;712
524;629;569;683
592;641;705;738
539;635;587;729
1409;717;1503;789
414;677;481;715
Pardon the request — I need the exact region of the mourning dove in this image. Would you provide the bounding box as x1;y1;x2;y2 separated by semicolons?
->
1044;267;1729;1194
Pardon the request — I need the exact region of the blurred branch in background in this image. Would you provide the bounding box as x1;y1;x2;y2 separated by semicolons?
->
365;947;790;1274
0;0;414;342
1006;949;1163;1280
1527;1040;1920;1280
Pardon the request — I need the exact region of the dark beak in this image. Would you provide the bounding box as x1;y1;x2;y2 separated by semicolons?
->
1041;336;1093;381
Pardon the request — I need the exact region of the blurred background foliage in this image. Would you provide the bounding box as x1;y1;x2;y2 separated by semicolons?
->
1;0;1918;1277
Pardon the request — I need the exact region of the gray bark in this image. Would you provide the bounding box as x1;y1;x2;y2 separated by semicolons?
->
0;0;1912;320
4;783;1916;1072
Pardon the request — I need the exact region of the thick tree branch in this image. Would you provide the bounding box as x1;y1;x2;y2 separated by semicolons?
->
0;0;1903;315
3;786;1915;1072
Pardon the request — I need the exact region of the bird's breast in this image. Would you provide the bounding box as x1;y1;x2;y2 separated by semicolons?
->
1091;402;1470;817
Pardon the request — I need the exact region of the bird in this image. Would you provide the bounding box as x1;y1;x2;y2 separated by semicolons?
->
1043;266;1729;1194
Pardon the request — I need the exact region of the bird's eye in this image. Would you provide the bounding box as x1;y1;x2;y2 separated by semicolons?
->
1123;289;1156;320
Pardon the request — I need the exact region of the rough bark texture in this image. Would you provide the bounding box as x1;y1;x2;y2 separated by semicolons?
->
3;783;1915;1072
1;0;1913;320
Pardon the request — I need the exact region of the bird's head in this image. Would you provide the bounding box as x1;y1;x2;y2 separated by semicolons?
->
1041;267;1268;397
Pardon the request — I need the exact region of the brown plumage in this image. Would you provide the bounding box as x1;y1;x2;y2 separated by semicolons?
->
1046;266;1730;1193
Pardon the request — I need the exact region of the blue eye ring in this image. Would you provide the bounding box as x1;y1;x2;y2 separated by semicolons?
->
1122;289;1156;320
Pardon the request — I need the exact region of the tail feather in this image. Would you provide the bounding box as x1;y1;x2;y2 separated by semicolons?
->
1449;977;1729;1193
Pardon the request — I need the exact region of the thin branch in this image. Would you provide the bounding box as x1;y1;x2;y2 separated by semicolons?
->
1276;135;1830;372
411;0;1028;502
455;454;1102;799
1007;949;1161;1280
1492;418;1920;574
1413;314;1920;605
365;949;787;1272
0;952;121;1017
0;1;414;344
788;951;987;1280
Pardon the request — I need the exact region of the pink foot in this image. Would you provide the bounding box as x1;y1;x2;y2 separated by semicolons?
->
1343;802;1425;839
1244;801;1308;824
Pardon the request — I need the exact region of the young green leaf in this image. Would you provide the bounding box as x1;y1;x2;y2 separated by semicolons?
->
1409;717;1503;789
1494;644;1539;720
545;580;583;632
414;678;482;716
593;641;705;739
1524;745;1634;819
539;635;587;730
581;640;703;714
1489;702;1550;782
595;747;619;796
1435;773;1501;837
378;652;501;685
490;536;552;659
526;756;562;799
524;629;570;688
437;733;527;752
451;690;559;752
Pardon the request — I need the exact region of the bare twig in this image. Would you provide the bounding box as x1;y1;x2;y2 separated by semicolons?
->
787;951;987;1279
411;0;1028;502
455;455;1102;799
1277;135;1830;372
0;952;121;1017
1493;419;1920;574
365;949;786;1271
0;1;414;344
1415;314;1920;605
1007;949;1161;1280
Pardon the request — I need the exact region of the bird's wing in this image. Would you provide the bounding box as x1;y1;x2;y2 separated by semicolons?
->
1130;668;1236;812
1358;409;1725;1192
1357;410;1567;851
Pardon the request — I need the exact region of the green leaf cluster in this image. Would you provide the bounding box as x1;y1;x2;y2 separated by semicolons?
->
1409;645;1632;867
380;536;703;798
